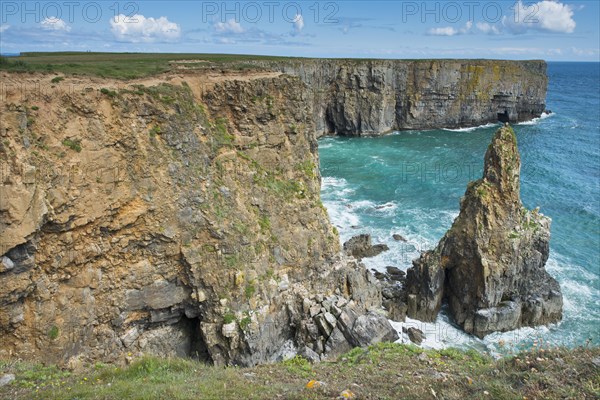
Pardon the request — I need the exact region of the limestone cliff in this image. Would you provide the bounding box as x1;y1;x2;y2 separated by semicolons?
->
0;71;396;366
0;58;549;366
258;59;547;136
405;125;563;338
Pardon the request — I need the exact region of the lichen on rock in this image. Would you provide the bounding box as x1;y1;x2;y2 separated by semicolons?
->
405;125;563;338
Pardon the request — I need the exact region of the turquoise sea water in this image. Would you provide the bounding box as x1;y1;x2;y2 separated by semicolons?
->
319;62;600;353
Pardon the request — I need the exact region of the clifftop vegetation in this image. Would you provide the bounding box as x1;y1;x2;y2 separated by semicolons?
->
1;343;598;399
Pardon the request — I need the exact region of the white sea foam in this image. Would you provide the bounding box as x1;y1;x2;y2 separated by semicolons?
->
351;200;377;209
442;122;499;132
390;315;479;350
517;111;553;126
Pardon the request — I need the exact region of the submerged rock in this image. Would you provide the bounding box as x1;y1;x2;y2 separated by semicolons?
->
406;125;562;338
392;234;407;242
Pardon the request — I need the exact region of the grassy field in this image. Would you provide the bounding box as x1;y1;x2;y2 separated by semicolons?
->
0;52;296;79
1;343;598;399
0;52;507;80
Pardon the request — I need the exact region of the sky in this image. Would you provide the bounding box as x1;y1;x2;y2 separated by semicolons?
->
0;0;598;61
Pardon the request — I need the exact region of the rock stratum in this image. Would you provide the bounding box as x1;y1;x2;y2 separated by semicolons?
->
405;125;563;337
261;59;547;135
0;70;399;366
0;59;549;366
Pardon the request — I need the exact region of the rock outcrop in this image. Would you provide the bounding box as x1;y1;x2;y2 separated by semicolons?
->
343;234;389;260
405;125;563;337
0;71;396;366
257;59;548;136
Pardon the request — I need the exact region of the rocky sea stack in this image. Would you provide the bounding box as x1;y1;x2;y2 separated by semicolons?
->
406;125;563;338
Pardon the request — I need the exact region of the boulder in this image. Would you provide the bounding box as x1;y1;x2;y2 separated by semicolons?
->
0;374;15;387
392;234;407;242
385;266;406;281
403;327;425;345
349;312;399;347
406;126;562;338
343;234;389;259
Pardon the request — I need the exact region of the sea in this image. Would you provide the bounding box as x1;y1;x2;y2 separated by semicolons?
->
318;62;600;356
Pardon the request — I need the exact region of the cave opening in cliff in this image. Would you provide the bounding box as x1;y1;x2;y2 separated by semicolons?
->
325;107;337;135
497;110;510;123
180;315;211;363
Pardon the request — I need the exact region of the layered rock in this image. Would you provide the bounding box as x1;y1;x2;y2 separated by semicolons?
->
0;72;396;366
256;59;548;136
0;58;550;365
405;125;562;338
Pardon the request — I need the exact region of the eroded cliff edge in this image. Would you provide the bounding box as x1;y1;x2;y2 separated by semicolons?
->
0;72;397;366
258;59;547;135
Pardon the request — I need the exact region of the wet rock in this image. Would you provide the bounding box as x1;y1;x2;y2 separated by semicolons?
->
373;271;387;281
403;327;425;345
385;266;406;281
392;234;407;242
343;234;389;259
406;126;563;337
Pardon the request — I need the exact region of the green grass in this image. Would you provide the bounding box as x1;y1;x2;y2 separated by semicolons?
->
258;214;271;234
149;125;162;137
0;52;294;80
100;88;117;97
1;344;598;400
244;283;256;299
211;117;234;150
62;138;82;152
0;54;543;81
47;326;59;340
222;312;236;325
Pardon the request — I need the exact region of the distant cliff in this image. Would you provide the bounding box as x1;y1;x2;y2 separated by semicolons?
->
258;59;547;136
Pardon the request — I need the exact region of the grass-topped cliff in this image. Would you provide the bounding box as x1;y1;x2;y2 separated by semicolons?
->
1;343;598;399
0;52;545;80
1;52;547;134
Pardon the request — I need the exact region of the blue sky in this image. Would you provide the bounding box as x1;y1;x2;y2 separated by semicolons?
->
0;1;598;60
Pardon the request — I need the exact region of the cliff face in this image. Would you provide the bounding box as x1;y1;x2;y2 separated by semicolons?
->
261;59;547;136
405;125;563;338
0;71;396;366
0;58;550;365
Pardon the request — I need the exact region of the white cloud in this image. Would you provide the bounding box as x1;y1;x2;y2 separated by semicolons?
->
427;21;472;36
476;22;501;35
503;0;576;34
0;24;9;33
41;17;71;32
110;14;181;43
293;14;304;33
428;26;458;36
214;19;244;34
571;47;599;57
